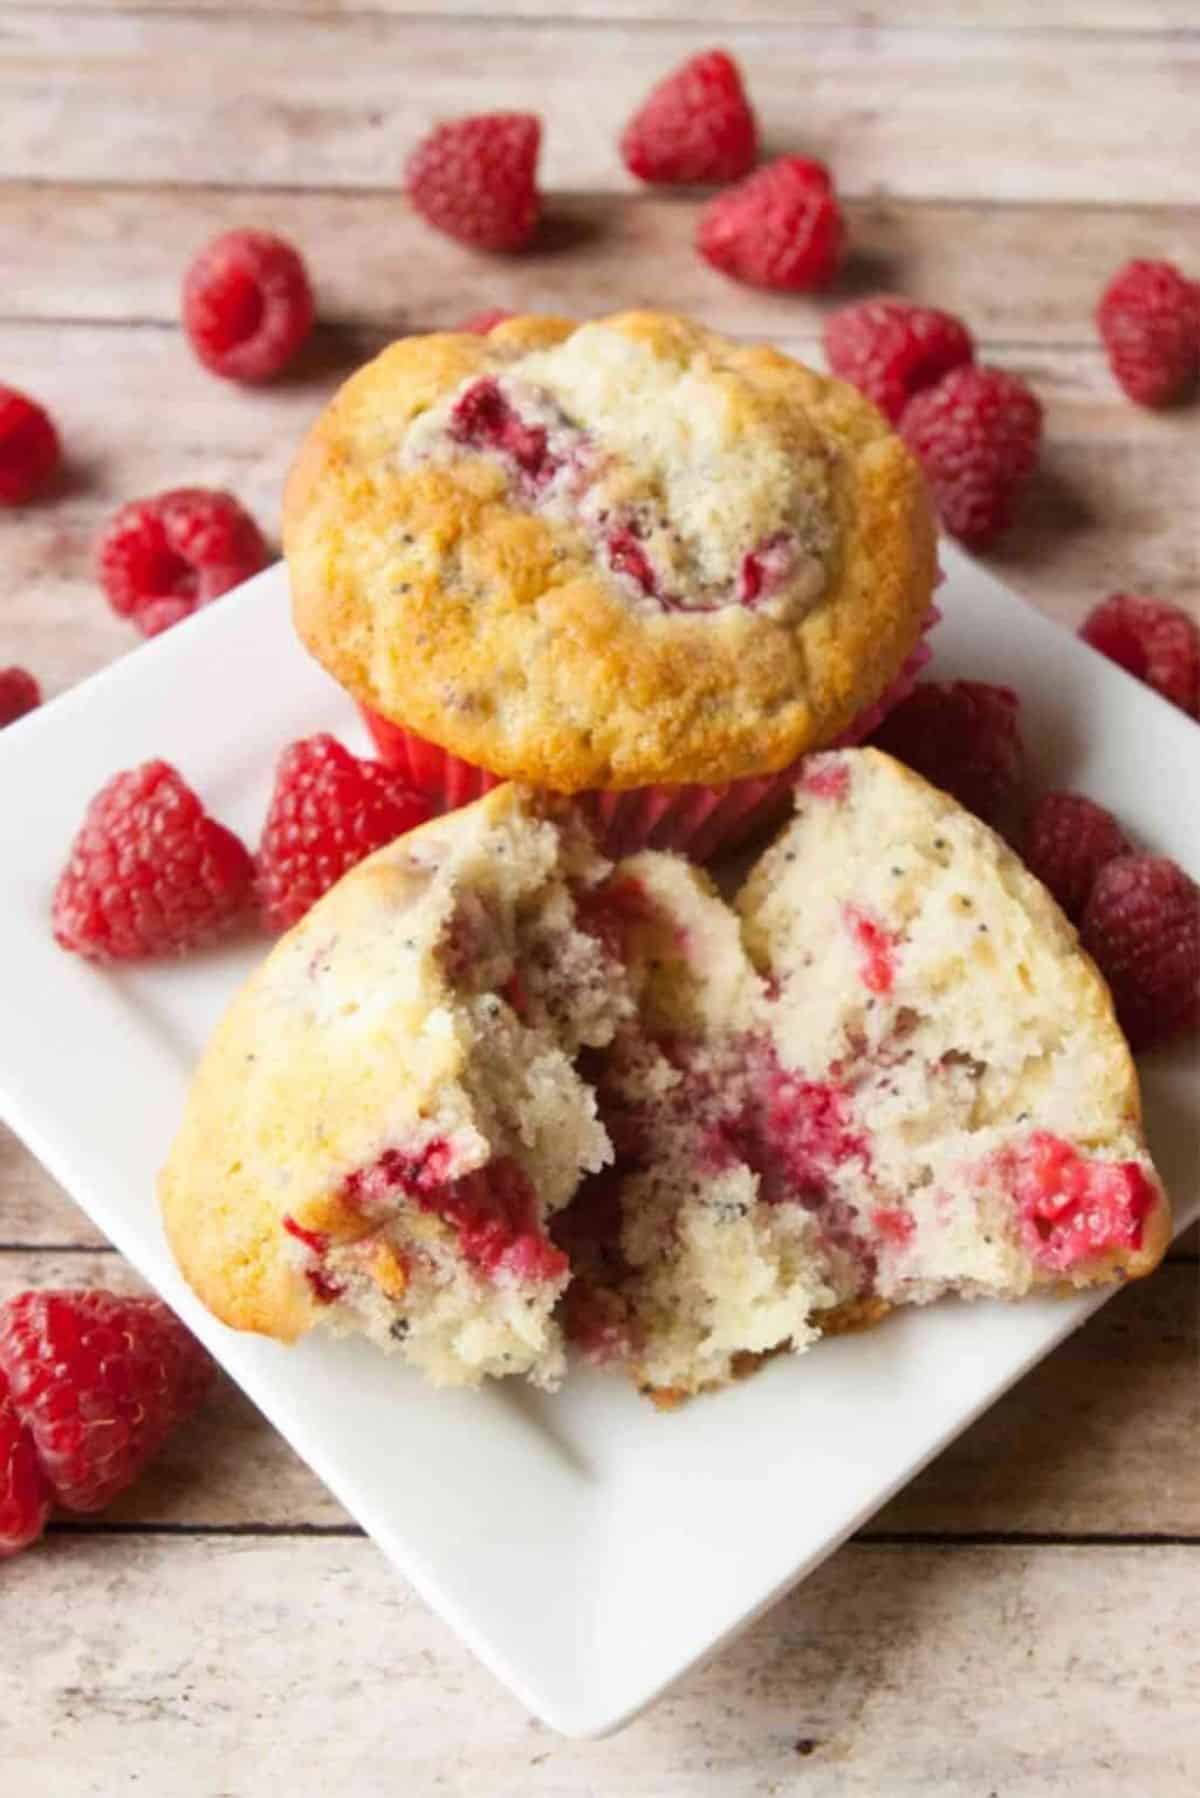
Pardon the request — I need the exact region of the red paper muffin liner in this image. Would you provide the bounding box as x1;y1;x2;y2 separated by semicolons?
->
363;610;938;862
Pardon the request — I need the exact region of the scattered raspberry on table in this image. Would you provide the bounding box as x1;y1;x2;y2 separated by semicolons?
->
0;1291;214;1544
697;156;844;292
620;48;757;186
823;297;974;424
182;229;315;384
97;487;268;637
1096;259;1200;408
256;733;435;932
898;364;1043;547
1078;593;1200;719
53;759;256;962
1081;855;1200;1050
868;680;1026;829
1023;792;1132;924
0;666;40;729
0;1376;50;1559
406;113;542;253
0;385;60;506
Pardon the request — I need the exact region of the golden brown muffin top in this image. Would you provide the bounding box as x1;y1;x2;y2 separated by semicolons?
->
284;311;937;792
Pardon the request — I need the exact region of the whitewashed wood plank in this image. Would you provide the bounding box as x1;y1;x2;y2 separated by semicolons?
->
4;1535;1198;1792
8;1;1199;23
0;1246;1194;1532
0;15;1197;201
3;184;1196;348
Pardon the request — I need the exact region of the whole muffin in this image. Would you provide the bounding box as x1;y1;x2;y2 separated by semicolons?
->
284;311;938;858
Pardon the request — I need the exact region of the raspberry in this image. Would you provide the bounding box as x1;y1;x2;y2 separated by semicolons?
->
458;308;514;334
0;385;60;505
256;733;435;932
406;114;541;253
1078;593;1200;719
98;487;268;637
1023;792;1131;923
823;297;974;424
0;1375;50;1558
0;1291;214;1514
869;680;1025;828
182;229;314;384
899;365;1042;547
0;667;40;728
620;48;758;186
1080;855;1200;1050
1097;259;1200;408
697;156;844;292
53;760;255;962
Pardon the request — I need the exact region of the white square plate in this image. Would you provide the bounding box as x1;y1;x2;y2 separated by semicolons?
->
1;546;1197;1738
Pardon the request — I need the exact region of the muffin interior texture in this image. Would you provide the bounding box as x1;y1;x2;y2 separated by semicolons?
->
162;762;1169;1403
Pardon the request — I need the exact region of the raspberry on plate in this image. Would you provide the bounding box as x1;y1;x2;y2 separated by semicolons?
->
1081;855;1200;1050
868;680;1025;829
898;364;1043;547
182;229;314;384
0;385;60;505
823;296;974;424
0;1291;214;1516
256;733;435;932
458;308;515;334
1097;259;1200;408
697;156;844;292
0;1375;50;1558
0;666;40;729
1079;592;1200;719
620;48;757;186
98;487;268;637
53;759;255;963
1023;791;1131;924
406;113;541;253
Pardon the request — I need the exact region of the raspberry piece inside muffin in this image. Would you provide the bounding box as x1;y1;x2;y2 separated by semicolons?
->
401;327;841;623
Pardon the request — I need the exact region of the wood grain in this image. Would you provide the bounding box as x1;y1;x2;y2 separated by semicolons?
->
1;15;1197;201
3;183;1197;347
10;1;1199;22
4;1534;1198;1793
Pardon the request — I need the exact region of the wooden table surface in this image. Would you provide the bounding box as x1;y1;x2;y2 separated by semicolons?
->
3;4;1199;1792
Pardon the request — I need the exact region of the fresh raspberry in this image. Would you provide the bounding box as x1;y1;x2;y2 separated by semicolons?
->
1022;792;1132;923
0;667;40;728
459;308;514;334
406;114;541;253
1096;259;1200;408
98;487;268;637
53;760;255;962
0;1375;50;1558
256;733;435;932
697;156;844;292
620;49;757;186
823;297;974;424
1078;593;1200;719
0;1291;214;1514
869;680;1025;828
0;385;60;505
1081;855;1200;1049
182;229;314;384
898;365;1042;547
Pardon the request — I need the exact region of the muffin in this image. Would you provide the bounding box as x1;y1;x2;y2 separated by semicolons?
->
557;749;1170;1401
283;310;938;859
161;757;1169;1402
158;786;629;1389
